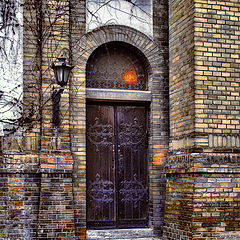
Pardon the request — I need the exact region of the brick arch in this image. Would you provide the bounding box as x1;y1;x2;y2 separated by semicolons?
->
73;25;161;79
70;24;168;235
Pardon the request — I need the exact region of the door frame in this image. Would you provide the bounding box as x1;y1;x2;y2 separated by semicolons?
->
86;99;151;229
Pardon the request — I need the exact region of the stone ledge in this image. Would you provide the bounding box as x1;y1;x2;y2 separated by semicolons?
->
86;88;152;102
166;153;240;173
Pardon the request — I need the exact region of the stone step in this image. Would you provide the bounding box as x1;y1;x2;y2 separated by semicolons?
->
87;238;161;240
86;228;162;240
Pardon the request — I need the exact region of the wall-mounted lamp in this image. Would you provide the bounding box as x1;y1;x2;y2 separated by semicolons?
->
51;56;74;126
51;56;74;87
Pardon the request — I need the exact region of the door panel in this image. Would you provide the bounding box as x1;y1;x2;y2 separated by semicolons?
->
117;106;148;226
87;103;148;228
86;105;115;227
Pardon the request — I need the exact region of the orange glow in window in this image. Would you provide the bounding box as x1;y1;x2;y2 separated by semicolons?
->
121;67;137;83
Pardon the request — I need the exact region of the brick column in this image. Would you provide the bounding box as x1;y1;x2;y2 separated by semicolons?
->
22;0;77;238
164;0;240;239
151;0;169;235
69;0;87;239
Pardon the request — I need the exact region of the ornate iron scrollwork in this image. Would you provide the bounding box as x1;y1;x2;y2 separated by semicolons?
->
119;174;146;208
118;117;145;148
88;173;114;207
87;117;113;152
86;43;147;90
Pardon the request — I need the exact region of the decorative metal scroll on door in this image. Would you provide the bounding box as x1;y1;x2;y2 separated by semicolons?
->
87;117;113;151
86;44;147;90
88;173;114;207
118;117;145;148
120;174;147;208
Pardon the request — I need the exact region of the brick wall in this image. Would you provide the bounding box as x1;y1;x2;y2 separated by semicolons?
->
164;168;240;240
151;0;169;234
0;0;80;239
23;0;42;142
166;0;195;235
169;0;195;140
4;0;240;239
170;0;240;152
37;173;75;239
1;0;169;239
163;174;194;240
195;0;240;140
193;0;240;154
165;0;240;239
69;1;87;238
193;172;240;239
164;152;240;239
0;173;40;239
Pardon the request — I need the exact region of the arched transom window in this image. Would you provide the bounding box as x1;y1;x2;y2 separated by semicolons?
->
86;43;147;91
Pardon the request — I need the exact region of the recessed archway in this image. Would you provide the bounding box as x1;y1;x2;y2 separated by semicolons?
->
70;25;168;236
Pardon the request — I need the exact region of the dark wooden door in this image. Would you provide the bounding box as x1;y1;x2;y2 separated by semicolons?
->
86;103;148;229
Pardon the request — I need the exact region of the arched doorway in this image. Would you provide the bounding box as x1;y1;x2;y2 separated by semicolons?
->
86;42;150;229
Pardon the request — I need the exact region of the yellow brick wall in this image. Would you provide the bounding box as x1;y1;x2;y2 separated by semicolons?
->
194;0;240;151
169;0;195;139
165;1;240;239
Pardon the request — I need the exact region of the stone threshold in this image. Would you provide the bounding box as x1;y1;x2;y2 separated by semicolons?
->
86;228;162;240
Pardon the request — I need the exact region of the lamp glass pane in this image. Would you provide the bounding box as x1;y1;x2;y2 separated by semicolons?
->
56;68;63;85
63;68;70;85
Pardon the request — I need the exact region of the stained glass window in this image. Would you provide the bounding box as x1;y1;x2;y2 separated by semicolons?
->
86;43;147;90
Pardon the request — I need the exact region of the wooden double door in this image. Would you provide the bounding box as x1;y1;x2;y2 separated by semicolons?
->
86;103;148;228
